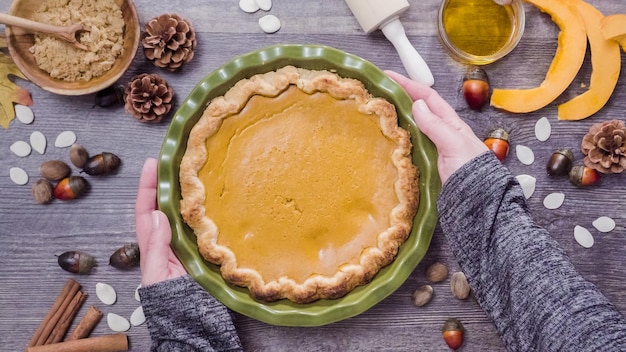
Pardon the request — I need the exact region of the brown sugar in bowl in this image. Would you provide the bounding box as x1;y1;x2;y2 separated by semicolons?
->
5;0;140;96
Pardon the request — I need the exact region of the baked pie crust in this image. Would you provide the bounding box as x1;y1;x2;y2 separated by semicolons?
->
179;66;419;303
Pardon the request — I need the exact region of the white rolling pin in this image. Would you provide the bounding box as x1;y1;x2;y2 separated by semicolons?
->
345;0;435;86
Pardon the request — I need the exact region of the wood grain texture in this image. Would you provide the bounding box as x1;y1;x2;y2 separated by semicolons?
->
1;0;625;351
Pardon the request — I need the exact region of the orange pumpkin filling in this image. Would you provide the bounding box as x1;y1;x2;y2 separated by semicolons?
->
199;86;400;283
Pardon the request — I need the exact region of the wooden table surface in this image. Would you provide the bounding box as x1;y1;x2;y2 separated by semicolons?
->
1;0;625;350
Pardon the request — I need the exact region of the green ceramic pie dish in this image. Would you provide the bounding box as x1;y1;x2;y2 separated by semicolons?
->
157;44;440;327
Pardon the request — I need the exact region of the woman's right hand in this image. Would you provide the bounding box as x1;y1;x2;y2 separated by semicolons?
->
386;70;488;184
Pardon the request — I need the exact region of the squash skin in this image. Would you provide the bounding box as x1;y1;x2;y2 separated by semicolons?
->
557;1;621;121
490;0;587;113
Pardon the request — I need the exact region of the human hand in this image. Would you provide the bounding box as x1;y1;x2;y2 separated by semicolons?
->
386;71;488;184
135;158;187;286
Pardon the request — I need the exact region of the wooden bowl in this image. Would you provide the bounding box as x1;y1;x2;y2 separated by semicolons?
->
5;0;140;96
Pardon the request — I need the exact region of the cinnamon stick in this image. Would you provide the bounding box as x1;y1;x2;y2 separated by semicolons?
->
67;306;103;340
45;290;87;344
27;279;81;347
26;334;129;352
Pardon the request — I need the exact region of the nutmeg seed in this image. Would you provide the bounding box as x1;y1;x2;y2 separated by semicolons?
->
40;160;71;181
412;285;434;307
69;144;90;169
425;262;448;283
32;179;54;204
450;271;470;300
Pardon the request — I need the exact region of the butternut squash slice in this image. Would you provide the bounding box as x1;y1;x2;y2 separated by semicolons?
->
601;14;626;51
557;1;621;120
490;0;587;113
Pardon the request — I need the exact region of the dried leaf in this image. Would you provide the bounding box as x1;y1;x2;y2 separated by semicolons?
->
0;51;33;128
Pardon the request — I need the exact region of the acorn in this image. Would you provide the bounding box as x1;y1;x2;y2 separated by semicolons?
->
462;66;490;110
94;84;125;108
546;149;574;176
569;165;600;187
483;128;509;161
442;318;464;350
109;243;140;270
54;176;89;200
40;160;71;181
83;152;121;176
69;144;90;169
57;250;97;274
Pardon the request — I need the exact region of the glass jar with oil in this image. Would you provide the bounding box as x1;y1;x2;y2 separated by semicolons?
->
437;0;525;65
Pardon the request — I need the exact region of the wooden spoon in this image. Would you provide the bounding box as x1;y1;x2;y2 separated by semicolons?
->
0;12;90;50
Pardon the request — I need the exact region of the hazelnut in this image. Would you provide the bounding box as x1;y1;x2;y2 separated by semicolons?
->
40;160;71;181
426;262;448;283
450;271;471;300
412;285;434;307
32;179;54;204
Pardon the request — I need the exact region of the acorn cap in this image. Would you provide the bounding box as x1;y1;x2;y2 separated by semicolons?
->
486;128;509;142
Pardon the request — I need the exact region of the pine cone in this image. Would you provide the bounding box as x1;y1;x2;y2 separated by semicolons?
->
141;14;197;71
581;119;626;174
124;73;174;123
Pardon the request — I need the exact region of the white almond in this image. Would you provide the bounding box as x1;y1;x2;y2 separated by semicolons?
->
255;0;272;11
516;145;535;165
54;131;77;148
130;306;146;326
135;284;141;302
515;174;536;199
10;141;32;157
15;104;34;124
259;15;281;33
574;225;594;248
239;0;260;13
95;282;117;305
592;216;616;233
9;167;29;185
534;117;551;142
543;192;565;210
107;313;130;332
30;131;47;155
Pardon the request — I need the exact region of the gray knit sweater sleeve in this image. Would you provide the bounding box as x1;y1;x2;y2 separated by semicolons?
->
138;275;243;352
438;151;626;351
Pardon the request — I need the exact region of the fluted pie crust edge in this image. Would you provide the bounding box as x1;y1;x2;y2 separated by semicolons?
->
179;66;419;303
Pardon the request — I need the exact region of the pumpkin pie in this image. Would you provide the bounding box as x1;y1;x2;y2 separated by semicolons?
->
179;66;419;303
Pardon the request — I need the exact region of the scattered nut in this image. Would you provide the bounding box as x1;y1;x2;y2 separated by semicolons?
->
58;250;97;274
109;243;140;270
32;179;54;204
425;262;448;283
83;152;121;176
450;272;470;300
442;318;465;350
54;176;89;200
40;160;71;181
412;285;434;307
69;144;90;169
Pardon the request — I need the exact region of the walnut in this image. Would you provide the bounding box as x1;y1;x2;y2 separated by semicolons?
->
141;14;197;71
581;119;626;174
124;73;174;123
